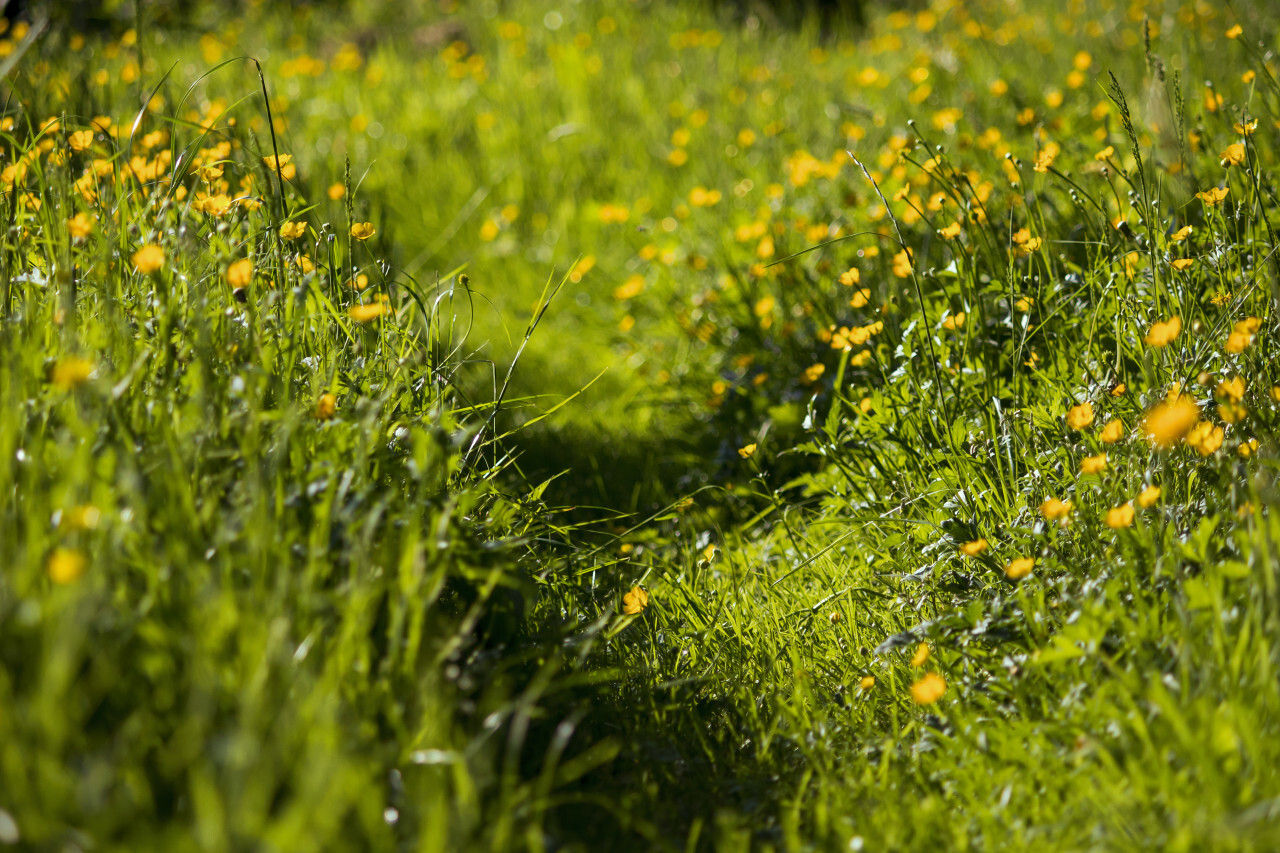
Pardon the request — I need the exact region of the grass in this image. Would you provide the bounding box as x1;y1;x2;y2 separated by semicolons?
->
4;0;1280;849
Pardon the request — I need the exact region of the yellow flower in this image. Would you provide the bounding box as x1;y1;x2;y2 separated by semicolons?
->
226;259;252;288
1226;318;1257;353
1005;557;1035;580
623;585;649;615
263;153;296;180
50;357;95;389
1100;419;1124;444
939;221;962;239
1137;486;1161;508
349;303;388;323
1234;120;1257;136
68;212;94;240
1144;316;1181;348
959;539;987;557
1171;258;1195;271
1040;498;1073;520
839;267;861;286
1171;225;1193;241
1226;24;1243;38
1066;402;1094;431
132;244;165;273
327;182;345;200
941;311;965;330
910;643;930;667
849;288;871;308
350;222;376;240
1094;145;1115;162
192;193;231;216
197;164;223;183
1217;376;1245;403
315;393;337;421
860;675;876;690
598;203;630;224
910;673;947;705
1197;186;1229;205
1106;504;1135;529
1080;454;1107;475
1186;421;1224;456
280;221;307;240
1218;403;1247;424
1226;330;1252;353
1110;383;1126;397
892;249;913;278
68;130;96;153
1142;397;1199;448
1220;143;1246;167
738;443;757;459
48;547;88;584
802;363;826;384
1033;141;1059;173
1239;439;1259;458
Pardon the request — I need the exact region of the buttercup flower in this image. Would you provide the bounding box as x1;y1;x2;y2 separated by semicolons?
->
1137;486;1162;508
1106;504;1135;529
227;259;252;288
48;547;88;584
1005;557;1034;580
315;393;337;421
1142;397;1199;448
623;585;649;615
1066;402;1094;430
132;244;165;273
910;673;947;705
1144;317;1181;348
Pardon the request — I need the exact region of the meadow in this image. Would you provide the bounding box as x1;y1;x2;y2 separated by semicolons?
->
3;0;1280;849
